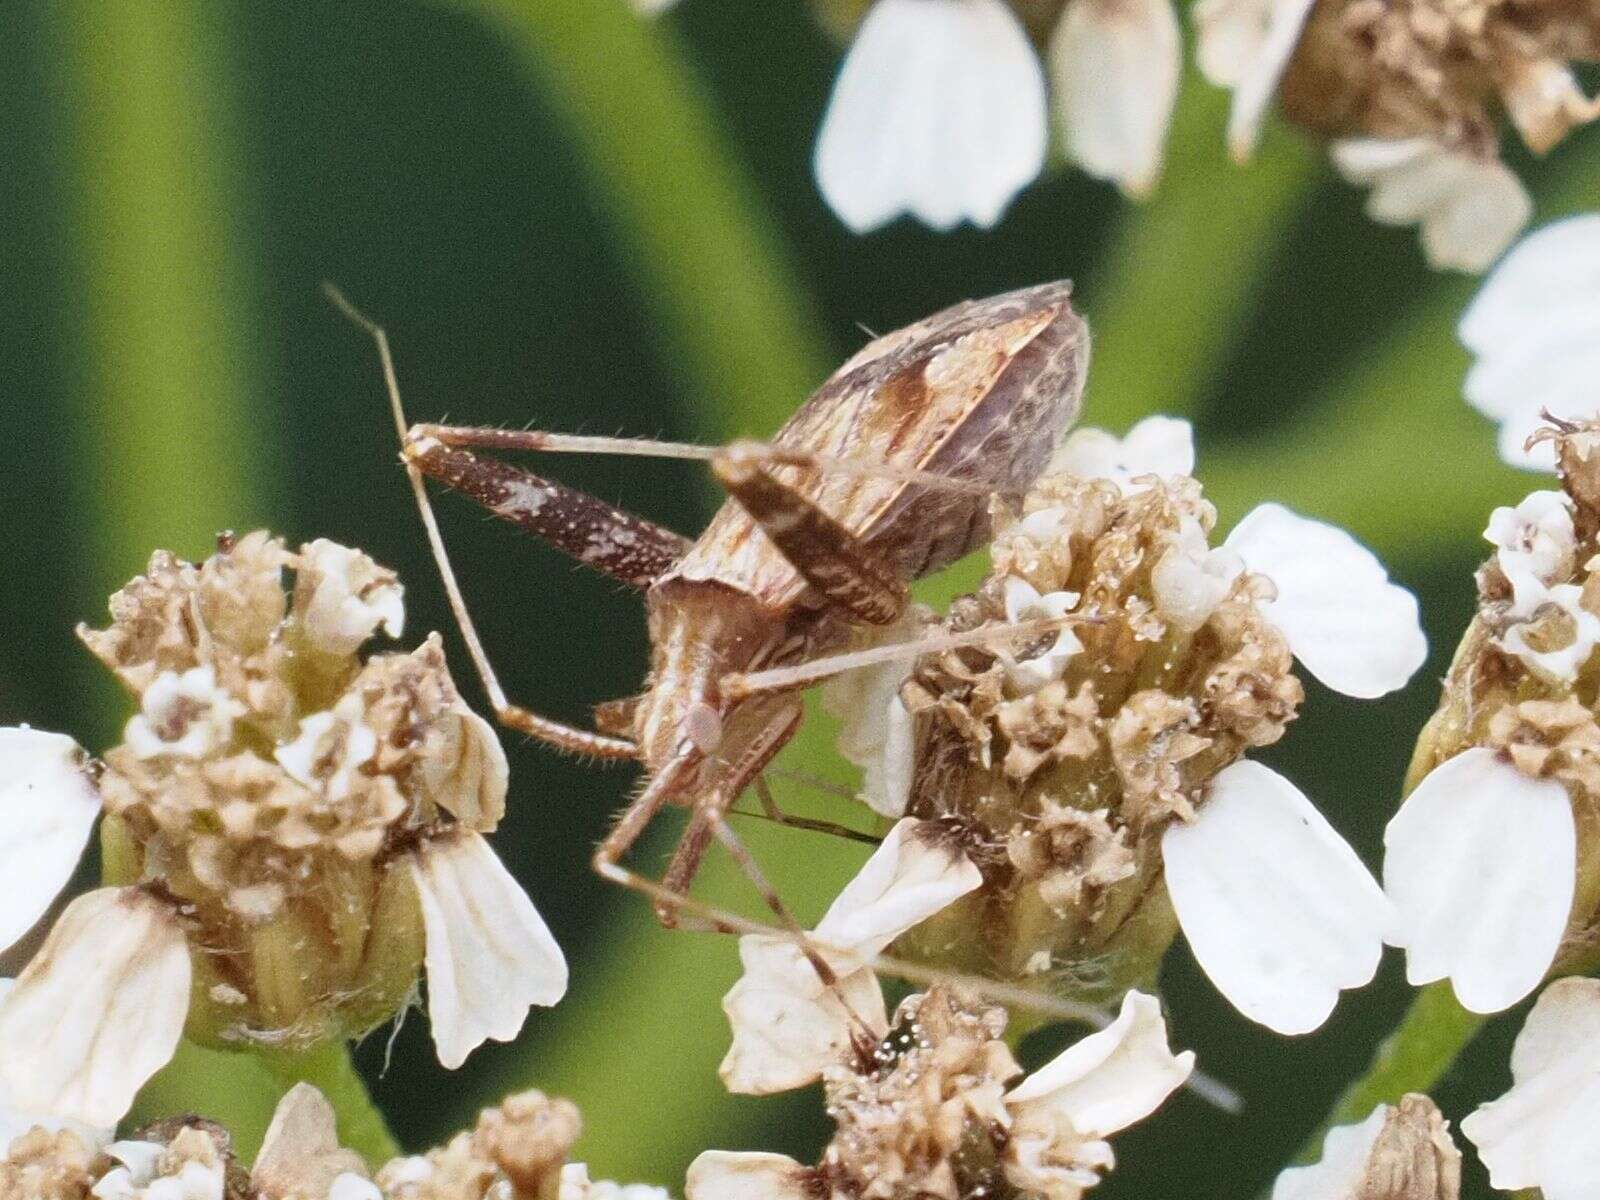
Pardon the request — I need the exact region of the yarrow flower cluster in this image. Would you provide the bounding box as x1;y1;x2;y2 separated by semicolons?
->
0;533;566;1128
638;0;1599;268
819;417;1426;1035
696;985;1192;1200
0;1080;663;1200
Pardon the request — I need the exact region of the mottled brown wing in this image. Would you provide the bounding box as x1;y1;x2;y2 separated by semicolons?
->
666;280;1089;614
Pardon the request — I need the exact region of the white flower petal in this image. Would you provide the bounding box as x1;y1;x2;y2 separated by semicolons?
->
1461;978;1600;1195
814;0;1047;233
1498;579;1600;682
412;832;568;1069
814;818;983;958
330;1175;383;1200
295;539;405;657
718;937;887;1095
1459;215;1600;470
1006;990;1193;1136
1214;0;1316;161
1050;0;1180;196
1484;490;1575;597
1384;749;1574;1014
1163;761;1390;1034
686;1151;810;1200
0;888;190;1127
1226;503;1426;698
719;818;980;1094
1332;138;1530;273
999;578;1083;693
1152;518;1244;633
124;666;245;762
1049;417;1194;490
0;728;101;955
822;638;917;818
1272;1107;1389;1200
0;980;116;1153
107;1141;165;1184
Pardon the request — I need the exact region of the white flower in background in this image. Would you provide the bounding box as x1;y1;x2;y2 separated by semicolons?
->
719;818;982;1094
1331;138;1531;273
1193;0;1315;162
0;728;100;953
1273;1094;1461;1200
998;575;1084;693
1049;0;1181;197
1051;415;1196;492
1461;977;1600;1200
1460;216;1600;470
692;989;1192;1200
632;0;680;12
815;0;1047;233
1384;748;1576;1014
814;0;1183;232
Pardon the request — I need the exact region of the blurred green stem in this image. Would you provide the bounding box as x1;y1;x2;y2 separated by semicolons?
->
1084;82;1317;429
50;0;322;1150
449;0;830;438
1264;984;1482;1192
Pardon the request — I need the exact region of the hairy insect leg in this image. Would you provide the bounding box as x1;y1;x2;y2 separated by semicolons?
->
711;443;909;625
325;284;637;761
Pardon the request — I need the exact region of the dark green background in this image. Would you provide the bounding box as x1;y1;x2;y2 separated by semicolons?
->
0;3;1589;1196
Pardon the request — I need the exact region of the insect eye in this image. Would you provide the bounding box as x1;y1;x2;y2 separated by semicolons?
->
682;702;723;755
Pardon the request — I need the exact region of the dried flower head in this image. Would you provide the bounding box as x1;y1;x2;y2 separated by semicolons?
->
1195;0;1597;268
692;985;1191;1200
0;533;565;1127
1388;423;1600;1014
831;418;1424;1033
1274;1094;1461;1200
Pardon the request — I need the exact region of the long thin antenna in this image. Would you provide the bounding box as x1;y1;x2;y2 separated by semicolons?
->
323;283;636;759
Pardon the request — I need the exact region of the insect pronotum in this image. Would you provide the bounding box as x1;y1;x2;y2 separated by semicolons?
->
328;281;1105;1024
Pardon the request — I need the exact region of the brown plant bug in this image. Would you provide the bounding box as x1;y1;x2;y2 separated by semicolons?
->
327;281;1097;1019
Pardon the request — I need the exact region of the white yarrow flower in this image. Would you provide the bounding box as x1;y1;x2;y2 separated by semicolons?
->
1051;415;1196;490
1193;0;1316;161
999;575;1084;693
123;666;246;761
0;727;101;955
1460;215;1600;469
1163;760;1393;1034
1462;977;1600;1200
814;0;1048;233
1486;490;1578;612
1384;747;1576;1014
1050;0;1182;196
1498;579;1600;683
719;819;982;1093
295;538;405;656
411;831;570;1070
1331;137;1531;273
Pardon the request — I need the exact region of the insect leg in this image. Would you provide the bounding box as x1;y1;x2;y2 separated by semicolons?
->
325;285;638;761
720;610;1097;701
748;775;881;846
710;443;909;625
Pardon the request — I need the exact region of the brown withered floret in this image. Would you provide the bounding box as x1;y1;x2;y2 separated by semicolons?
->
0;1129;98;1200
377;1090;581;1200
1279;0;1600;154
